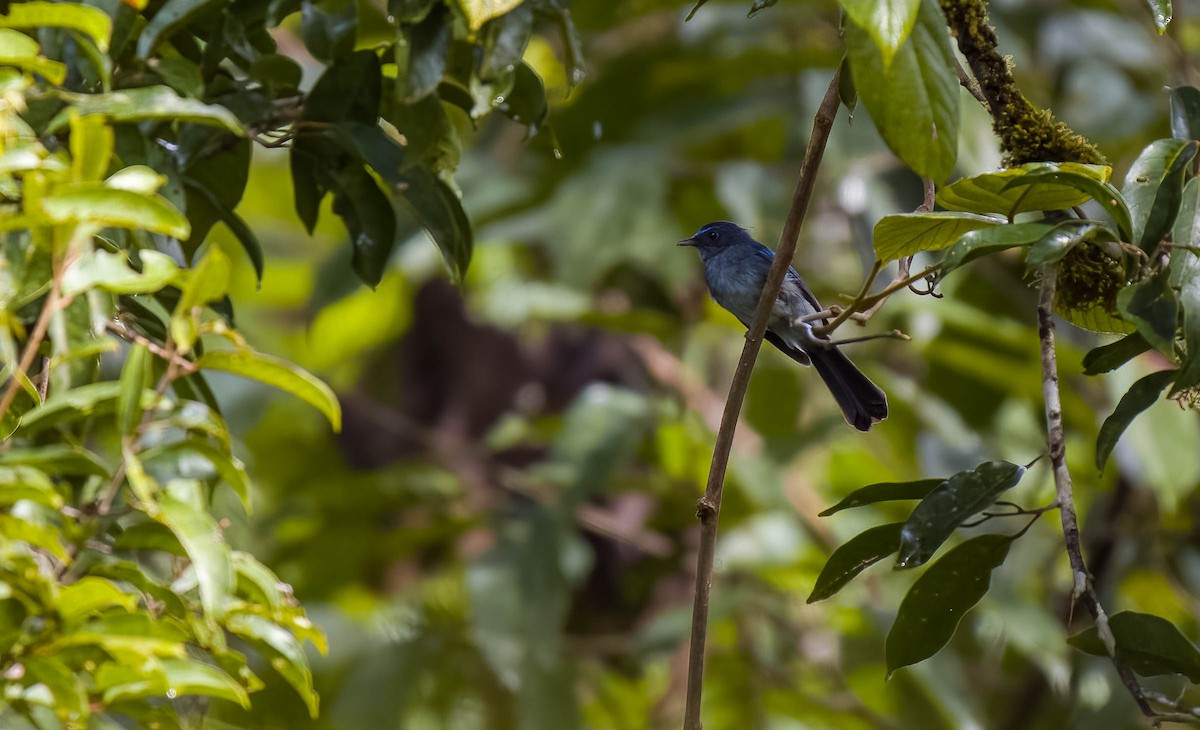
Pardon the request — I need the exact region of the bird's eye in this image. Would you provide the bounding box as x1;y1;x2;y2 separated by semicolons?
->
708;230;718;240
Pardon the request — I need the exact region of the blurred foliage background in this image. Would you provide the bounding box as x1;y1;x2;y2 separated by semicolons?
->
35;0;1200;727
191;1;1200;728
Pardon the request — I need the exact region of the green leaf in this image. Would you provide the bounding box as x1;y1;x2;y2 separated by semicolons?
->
999;166;1131;241
479;2;531;81
156;494;234;619
819;478;943;516
1069;611;1200;681
57;577;137;624
1123;138;1199;251
117;344;151;435
0;28;67;86
454;0;523;32
939;163;1109;218
895;460;1026;569
302;0;357;63
1025;220;1119;267
0;515;67;559
1095;369;1177;470
64;613;188;658
1117;268;1178;355
838;0;920;67
886;534;1014;673
142;437;251;512
303;50;382;125
872;212;1002;261
40;185;189;238
0;2;111;51
62;249;179;297
330;164;397;289
0;445;109;477
195;349;341;431
1147;0;1173;35
137;0;229;59
0;466;62;509
160;658;250;708
49;87;243;136
231;552;284;611
1171;86;1200;141
20;382;151;433
499;62;551;134
22;657;86;716
170;247;231;352
1082;333;1151;375
401;3;452;102
226;612;319;718
182;179;264;283
937;222;1052;279
807;522;904;603
398;165;473;280
845;0;958;182
1170;178;1200;393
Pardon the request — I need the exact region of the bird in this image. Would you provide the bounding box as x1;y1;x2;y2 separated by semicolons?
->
679;221;887;431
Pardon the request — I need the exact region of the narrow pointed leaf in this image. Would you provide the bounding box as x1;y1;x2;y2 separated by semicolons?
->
1117;268;1178;355
159;658;250;708
896;460;1025;568
820;479;943;516
1171;86;1200;141
808;522;904;603
1082;333;1151;375
156;494;234;619
1096;369;1177;470
886;534;1014;673
1025;220;1119;266
117;344;150;435
195;349;340;432
937;222;1051;279
49;87;242;135
40;185;189;238
1170;178;1200;393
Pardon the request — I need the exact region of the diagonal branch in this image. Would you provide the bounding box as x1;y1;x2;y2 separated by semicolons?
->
1037;265;1153;718
682;69;843;730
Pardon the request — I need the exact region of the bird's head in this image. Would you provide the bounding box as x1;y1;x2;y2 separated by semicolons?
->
678;221;752;256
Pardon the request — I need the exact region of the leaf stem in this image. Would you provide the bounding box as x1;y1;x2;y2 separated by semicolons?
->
681;69;842;730
1037;264;1153;717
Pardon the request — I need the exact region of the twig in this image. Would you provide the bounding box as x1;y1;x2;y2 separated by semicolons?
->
0;285;69;422
682;70;843;730
106;320;198;375
954;56;990;110
1037;265;1153;718
824;329;910;347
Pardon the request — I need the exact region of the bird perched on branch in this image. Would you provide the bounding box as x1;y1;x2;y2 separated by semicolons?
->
679;221;887;431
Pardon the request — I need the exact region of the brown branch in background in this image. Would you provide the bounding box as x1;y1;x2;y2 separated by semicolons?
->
682;70;843;730
0;285;68;423
1037;266;1153;718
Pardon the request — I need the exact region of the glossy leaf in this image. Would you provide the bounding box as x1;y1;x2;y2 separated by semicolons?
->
398;164;474;280
195;349;341;431
156;494;234;619
302;0;357;63
873;212;1002;262
0;445;109;477
231;552;284;611
331;164;397;289
1116;268;1177;355
1082;333;1151;375
896;460;1026;568
1069;611;1200;681
49;87;243;135
138;0;227;58
402;3;452;102
170;247;231;353
62;249;178;297
0;27;67;83
0;2;111;51
1025;220;1119;267
182;179;264;283
819;478;943;516
839;0;919;67
937;222;1052;279
939;163;1111;219
455;0;523;32
845;0;958;182
1147;0;1173;35
142;437;251;512
1170;178;1200;393
70;110;114;184
887;534;1014;673
20;382;141;432
1170;86;1200;141
160;658;251;708
57;577;136;624
226;612;319;718
1123;138;1198;251
1095;369;1177;470
807;522;904;603
40;185;189;238
63;613;189;657
999;167;1131;241
117;344;150;435
0;465;62;508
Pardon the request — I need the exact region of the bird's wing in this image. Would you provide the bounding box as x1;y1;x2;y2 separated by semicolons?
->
750;244;825;317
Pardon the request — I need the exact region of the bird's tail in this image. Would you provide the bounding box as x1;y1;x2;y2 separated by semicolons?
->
807;346;888;432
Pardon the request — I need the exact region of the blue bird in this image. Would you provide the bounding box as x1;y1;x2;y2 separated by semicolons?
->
679;221;887;431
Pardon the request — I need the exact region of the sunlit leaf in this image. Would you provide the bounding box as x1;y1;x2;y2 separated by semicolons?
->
195;349;341;432
808;522;904;603
160;658;250;708
57;577;137;624
887;534;1014;673
117;343;150;435
1146;0;1173;35
226;612;319;718
873;212;1002;261
1123;138;1198;251
819;478;942;516
839;0;919;66
896;460;1026;568
62;249;179;297
0;445;109;477
0;465;62;508
1096;369;1177;470
40;185;189;238
231;552;284;611
937;222;1051;279
156;494;234;619
845;0;958;182
0;2;111;51
142;437;252;512
454;0;523;32
49;86;243;135
170;247;231;353
70;112;114;182
939;163;1109;218
137;0;228;59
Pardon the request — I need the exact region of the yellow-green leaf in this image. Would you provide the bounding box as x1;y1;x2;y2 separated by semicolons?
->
40;184;189;238
195;349;341;432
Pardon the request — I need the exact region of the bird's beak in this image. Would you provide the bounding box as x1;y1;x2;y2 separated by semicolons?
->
677;237;698;247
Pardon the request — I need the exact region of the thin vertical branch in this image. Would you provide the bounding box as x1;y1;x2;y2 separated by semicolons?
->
1037;266;1153;718
0;285;66;422
682;71;842;730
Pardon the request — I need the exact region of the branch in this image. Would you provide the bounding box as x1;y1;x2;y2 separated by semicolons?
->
682;69;843;730
1037;265;1153;718
0;284;68;422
